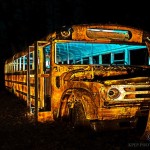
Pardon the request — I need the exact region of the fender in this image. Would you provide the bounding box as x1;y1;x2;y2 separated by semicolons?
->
59;88;98;120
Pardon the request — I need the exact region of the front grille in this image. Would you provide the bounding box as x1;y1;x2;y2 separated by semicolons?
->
111;84;150;101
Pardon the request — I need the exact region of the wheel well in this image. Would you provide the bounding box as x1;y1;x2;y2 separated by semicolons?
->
59;88;97;120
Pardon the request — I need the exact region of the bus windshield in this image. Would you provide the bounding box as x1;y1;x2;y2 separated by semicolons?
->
55;42;148;66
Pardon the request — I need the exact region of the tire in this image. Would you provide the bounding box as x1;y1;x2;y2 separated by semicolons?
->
70;102;90;129
60;100;90;130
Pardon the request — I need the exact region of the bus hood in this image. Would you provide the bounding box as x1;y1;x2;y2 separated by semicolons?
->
63;65;150;84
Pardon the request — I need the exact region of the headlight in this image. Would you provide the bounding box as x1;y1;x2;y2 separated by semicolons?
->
60;27;73;39
107;88;120;99
61;30;71;38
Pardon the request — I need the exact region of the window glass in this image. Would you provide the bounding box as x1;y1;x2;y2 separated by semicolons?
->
102;54;111;64
30;52;33;69
21;57;24;70
44;45;51;69
24;56;27;70
113;52;125;65
55;42;147;66
93;55;99;64
130;48;148;65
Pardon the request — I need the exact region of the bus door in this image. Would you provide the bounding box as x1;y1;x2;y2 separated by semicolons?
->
37;41;52;122
27;45;34;114
43;45;51;111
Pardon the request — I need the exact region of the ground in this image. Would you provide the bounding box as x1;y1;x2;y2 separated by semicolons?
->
0;89;149;150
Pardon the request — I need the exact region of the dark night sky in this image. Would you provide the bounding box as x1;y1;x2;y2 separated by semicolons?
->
0;0;149;88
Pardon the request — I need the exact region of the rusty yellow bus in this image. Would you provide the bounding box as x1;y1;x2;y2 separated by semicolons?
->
4;24;150;137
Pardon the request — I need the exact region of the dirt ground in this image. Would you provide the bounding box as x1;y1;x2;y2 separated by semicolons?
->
0;89;149;150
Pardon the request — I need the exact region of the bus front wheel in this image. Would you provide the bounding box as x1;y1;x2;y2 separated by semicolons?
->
70;102;90;129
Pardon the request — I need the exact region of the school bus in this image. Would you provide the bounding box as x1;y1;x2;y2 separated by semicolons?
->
4;23;150;139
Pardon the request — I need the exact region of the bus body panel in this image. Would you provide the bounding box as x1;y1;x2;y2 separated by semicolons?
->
4;24;150;133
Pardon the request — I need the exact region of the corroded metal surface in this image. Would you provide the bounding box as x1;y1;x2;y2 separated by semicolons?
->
4;24;150;136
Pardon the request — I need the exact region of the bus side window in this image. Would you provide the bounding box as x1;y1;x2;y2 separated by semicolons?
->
83;57;89;64
130;48;148;65
14;59;17;72
30;52;34;70
44;46;51;70
46;55;50;68
93;55;99;64
21;56;24;71
102;54;111;64
113;52;125;65
24;56;27;70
